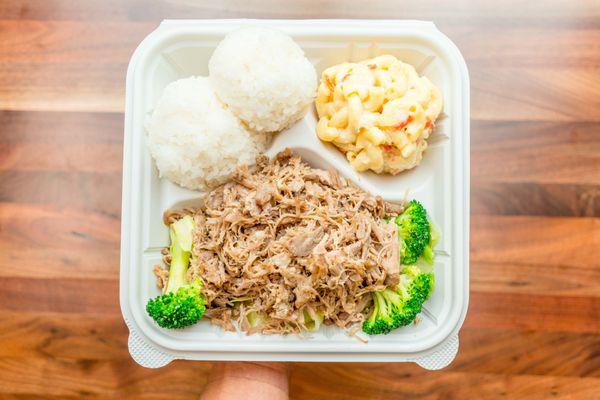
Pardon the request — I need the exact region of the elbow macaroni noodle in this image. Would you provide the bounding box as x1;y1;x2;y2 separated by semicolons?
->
315;55;442;174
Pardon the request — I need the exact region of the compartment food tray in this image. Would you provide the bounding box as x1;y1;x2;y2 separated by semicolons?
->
120;19;470;368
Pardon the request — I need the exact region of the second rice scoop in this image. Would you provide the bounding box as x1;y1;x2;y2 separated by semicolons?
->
209;27;318;133
146;77;266;191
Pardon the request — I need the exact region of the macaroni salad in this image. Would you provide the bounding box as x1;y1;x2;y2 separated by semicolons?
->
315;55;442;174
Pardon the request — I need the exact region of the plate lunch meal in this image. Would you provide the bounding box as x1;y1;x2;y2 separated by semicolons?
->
120;19;469;368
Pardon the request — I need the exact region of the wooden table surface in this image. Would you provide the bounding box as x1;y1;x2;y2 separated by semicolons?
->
1;1;599;398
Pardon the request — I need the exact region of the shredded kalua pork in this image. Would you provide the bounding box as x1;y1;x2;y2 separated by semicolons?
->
156;150;403;334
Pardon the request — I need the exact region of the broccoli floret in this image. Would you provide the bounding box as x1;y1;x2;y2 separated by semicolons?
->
362;288;405;335
420;221;440;265
394;200;436;265
146;215;206;329
362;265;434;335
396;265;435;317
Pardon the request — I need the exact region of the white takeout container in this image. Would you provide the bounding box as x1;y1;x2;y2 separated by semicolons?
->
120;19;470;369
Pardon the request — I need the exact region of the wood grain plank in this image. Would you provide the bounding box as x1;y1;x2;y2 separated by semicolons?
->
2;113;600;217
4;112;600;218
453;327;600;378
0;110;123;143
1;275;597;334
0;62;127;112
471;67;600;121
471;215;600;269
472;181;600;217
2;202;598;289
0;110;123;171
0;396;173;400
471;261;600;297
5;156;600;219
0;395;213;400
2;204;598;298
0;356;598;399
0;172;121;217
0;142;122;172
0;247;119;280
0;277;118;314
465;291;600;334
451;26;600;68
0;203;119;249
0;357;211;399
471;121;600;184
1;21;599;118
0;21;152;63
290;368;600;400
0;312;128;361
0;20;151;112
0;116;122;173
0;203;120;279
0;309;596;378
4;114;600;216
2;0;599;22
0;0;131;21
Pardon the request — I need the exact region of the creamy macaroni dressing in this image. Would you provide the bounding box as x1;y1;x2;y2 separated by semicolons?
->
315;55;443;174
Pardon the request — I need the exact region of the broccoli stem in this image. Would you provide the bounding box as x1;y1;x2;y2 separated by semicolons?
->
368;292;381;325
165;215;194;293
